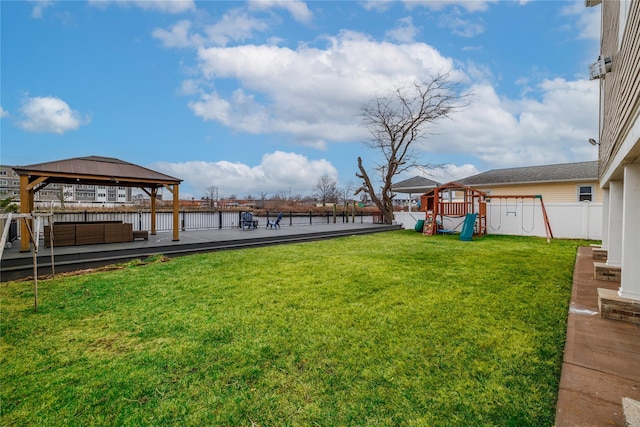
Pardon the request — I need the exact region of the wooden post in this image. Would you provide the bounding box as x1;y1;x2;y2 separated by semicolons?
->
150;187;157;235
352;201;356;223
538;196;554;243
172;184;179;241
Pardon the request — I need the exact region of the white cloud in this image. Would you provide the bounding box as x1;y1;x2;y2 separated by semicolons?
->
561;1;601;41
203;9;269;47
88;0;195;14
189;31;460;143
17;96;89;134
362;0;394;12
248;0;313;24
0;106;8;118
150;151;337;197
403;163;480;184
404;0;497;13
29;0;54;18
422;78;599;168
153;10;269;49
178;79;201;96
439;12;485;37
152;20;199;48
386;16;420;43
430;163;480;182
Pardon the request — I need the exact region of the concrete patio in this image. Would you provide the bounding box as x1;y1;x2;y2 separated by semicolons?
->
555;246;640;426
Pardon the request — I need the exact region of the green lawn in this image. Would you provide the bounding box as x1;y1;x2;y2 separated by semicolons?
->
1;232;590;426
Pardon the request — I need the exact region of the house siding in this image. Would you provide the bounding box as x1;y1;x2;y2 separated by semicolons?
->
599;0;640;180
472;182;603;203
591;0;640;308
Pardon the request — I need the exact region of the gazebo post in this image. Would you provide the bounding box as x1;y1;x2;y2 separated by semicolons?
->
172;184;179;241
150;187;157;235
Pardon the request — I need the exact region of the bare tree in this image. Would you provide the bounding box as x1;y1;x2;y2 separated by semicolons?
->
338;181;356;207
313;174;338;206
51;184;73;209
270;191;288;210
259;191;268;209
204;186;218;208
356;75;469;224
290;193;303;207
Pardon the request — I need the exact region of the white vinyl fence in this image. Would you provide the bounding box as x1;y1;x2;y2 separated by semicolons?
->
394;202;602;240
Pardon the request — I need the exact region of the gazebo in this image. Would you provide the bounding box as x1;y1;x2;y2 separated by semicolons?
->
14;156;182;252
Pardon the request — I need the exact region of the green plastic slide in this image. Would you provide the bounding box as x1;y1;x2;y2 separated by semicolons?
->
459;213;477;241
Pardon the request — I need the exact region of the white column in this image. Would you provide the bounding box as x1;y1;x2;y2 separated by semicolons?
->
607;180;623;267
601;187;610;249
619;163;640;300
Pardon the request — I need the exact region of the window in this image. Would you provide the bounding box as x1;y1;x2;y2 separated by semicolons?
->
578;185;593;202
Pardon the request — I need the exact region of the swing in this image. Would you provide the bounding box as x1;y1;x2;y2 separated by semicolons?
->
521;198;536;233
488;198;502;231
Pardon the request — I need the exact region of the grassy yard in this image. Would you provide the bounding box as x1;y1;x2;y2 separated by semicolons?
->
1;232;590;426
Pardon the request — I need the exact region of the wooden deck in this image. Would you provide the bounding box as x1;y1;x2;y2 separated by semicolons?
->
1;223;401;282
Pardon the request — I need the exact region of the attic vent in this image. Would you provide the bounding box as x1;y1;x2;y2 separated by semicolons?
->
589;56;612;80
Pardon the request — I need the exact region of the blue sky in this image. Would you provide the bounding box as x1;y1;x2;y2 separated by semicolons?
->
1;0;601;199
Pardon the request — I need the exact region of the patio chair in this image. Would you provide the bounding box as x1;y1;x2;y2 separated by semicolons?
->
267;212;283;229
241;212;257;230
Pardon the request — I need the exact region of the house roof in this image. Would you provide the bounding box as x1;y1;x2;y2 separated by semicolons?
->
459;161;598;186
391;176;441;193
13;156;182;187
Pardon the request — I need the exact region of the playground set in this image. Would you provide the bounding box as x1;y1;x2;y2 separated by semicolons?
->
418;182;553;242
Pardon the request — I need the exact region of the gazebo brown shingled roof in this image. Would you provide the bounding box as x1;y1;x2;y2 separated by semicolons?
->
14;156;183;251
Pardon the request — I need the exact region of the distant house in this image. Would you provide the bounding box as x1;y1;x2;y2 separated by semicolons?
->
586;0;640;317
391;176;441;212
391;176;441;195
459;161;600;203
